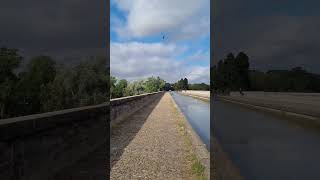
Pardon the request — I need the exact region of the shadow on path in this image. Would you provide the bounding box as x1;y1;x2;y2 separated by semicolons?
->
53;143;109;180
110;94;164;168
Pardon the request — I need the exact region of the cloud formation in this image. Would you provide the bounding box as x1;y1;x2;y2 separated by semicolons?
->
111;0;210;84
214;0;320;73
112;0;209;40
111;42;209;83
0;0;106;63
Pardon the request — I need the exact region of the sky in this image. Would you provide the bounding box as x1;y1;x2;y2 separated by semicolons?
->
214;0;320;73
2;0;319;80
0;0;106;66
110;0;210;84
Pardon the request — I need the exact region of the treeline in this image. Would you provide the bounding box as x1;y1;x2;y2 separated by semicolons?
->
172;78;210;91
250;68;320;92
110;76;210;98
110;76;166;99
212;52;320;93
0;47;108;119
211;52;250;93
172;78;189;90
188;83;210;91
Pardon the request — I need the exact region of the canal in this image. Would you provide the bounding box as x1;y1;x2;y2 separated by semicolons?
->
214;99;320;180
171;92;210;150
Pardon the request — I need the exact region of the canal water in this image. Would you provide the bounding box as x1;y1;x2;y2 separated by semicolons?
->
170;92;210;150
214;100;320;180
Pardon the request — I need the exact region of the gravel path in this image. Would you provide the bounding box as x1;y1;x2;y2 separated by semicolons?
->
111;93;195;180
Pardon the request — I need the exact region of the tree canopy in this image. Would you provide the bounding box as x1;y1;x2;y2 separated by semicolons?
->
110;76;166;99
0;47;108;119
212;51;320;93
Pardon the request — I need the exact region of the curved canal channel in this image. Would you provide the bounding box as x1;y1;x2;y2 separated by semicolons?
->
171;92;210;150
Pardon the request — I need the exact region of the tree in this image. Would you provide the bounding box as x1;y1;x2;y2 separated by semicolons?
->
124;80;145;96
235;52;250;90
164;83;173;91
189;83;209;90
211;52;250;94
15;56;56;114
144;77;160;93
110;76;117;98
183;78;188;90
112;79;128;98
41;57;108;111
0;47;22;118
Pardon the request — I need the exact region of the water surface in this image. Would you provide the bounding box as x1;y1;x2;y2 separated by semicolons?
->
214;100;320;180
171;92;210;150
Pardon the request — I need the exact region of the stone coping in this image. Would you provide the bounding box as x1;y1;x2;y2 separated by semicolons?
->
0;103;108;140
111;91;163;105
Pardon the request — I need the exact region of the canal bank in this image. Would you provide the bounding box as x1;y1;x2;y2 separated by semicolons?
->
177;92;247;180
170;92;210;178
171;92;210;149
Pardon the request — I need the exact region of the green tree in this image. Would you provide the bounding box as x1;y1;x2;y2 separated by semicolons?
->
110;76;117;98
15;56;56;115
41;57;108;111
235;52;250;90
0;47;22;118
144;77;160;93
189;83;209;90
183;78;188;90
113;79;128;98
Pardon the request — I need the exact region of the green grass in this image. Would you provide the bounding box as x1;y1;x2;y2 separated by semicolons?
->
191;155;207;180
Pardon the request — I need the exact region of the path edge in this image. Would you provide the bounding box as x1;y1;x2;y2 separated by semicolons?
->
169;93;210;178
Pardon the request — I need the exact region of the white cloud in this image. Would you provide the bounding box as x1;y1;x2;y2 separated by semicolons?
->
186;66;210;83
111;41;209;83
186;49;210;62
112;0;210;40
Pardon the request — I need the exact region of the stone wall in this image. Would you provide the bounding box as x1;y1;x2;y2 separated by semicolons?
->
110;92;164;127
0;103;108;180
0;91;164;179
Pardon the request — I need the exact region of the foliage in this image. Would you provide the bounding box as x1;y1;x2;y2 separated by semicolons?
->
41;57;108;112
212;51;320;93
173;78;189;91
0;47;108;119
0;47;22;118
110;76;166;99
188;83;210;91
212;52;250;94
144;76;165;93
249;68;320;92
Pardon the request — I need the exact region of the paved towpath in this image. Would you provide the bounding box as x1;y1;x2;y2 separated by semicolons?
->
110;93;196;180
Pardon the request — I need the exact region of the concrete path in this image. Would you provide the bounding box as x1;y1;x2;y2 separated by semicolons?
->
110;93;196;180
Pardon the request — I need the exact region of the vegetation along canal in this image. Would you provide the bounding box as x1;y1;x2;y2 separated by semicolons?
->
171;92;210;150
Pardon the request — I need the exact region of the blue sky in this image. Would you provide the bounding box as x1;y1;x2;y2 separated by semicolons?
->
110;0;210;83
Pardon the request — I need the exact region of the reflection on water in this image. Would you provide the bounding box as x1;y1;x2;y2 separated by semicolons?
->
214;100;320;180
171;92;210;150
